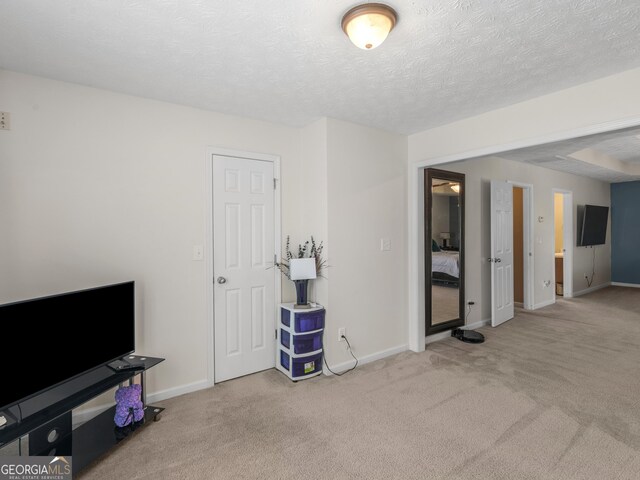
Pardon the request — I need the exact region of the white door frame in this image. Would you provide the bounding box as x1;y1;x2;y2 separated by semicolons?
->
552;189;574;300
509;181;534;310
408;116;640;353
205;147;281;385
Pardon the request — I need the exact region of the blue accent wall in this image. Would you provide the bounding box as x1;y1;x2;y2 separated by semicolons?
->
611;181;640;284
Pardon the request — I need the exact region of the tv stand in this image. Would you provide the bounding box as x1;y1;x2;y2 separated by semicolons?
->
0;355;164;474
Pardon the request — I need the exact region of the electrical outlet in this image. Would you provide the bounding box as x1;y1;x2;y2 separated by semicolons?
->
338;327;346;342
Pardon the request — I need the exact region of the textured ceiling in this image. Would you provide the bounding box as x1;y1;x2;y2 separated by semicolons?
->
590;135;640;164
1;1;640;134
493;127;640;183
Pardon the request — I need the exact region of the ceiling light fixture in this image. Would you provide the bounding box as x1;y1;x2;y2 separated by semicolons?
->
341;3;398;50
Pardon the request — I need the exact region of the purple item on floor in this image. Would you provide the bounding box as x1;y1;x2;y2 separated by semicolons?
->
114;384;144;427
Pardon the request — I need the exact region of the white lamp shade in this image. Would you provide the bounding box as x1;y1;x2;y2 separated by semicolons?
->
439;232;451;240
289;258;317;280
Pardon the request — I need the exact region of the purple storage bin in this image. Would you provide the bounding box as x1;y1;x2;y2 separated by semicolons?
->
295;310;324;332
281;329;322;354
280;349;290;370
281;308;291;327
280;351;323;378
281;307;325;333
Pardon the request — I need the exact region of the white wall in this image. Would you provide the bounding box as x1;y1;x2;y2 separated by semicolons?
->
443;156;611;324
408;69;640;351
1;70;410;400
408;68;640;163
0;69;301;397
296;119;329;309
407;68;640;350
325;118;408;366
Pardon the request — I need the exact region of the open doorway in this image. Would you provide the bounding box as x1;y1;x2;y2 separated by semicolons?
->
553;190;574;299
511;182;534;311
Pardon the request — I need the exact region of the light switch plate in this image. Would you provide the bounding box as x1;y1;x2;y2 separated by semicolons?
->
380;238;391;251
193;245;204;261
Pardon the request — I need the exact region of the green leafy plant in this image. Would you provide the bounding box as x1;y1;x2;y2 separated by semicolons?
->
275;236;327;279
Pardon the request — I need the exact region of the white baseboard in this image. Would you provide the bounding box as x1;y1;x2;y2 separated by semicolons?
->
323;343;407;375
425;330;451;345
611;282;640;288
73;379;215;428
146;379;214;404
533;299;555;309
573;282;611;297
464;318;491;330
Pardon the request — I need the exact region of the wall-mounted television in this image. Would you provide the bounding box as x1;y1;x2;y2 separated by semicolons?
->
577;205;609;246
0;281;135;414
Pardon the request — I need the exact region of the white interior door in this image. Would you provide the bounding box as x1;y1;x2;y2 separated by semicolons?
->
213;155;276;382
491;180;515;327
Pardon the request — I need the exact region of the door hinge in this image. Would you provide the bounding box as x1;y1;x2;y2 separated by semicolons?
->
275;329;277;339
273;178;277;190
274;254;277;264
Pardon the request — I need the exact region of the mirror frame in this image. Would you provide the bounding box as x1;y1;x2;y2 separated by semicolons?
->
424;168;465;335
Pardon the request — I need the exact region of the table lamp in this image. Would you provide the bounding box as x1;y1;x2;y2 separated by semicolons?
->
439;232;451;248
289;258;317;307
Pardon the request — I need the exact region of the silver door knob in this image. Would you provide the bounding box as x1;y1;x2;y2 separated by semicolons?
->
495;258;502;263
217;277;227;284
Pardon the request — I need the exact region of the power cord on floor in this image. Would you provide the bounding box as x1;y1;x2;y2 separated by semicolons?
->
321;329;358;376
586;247;596;288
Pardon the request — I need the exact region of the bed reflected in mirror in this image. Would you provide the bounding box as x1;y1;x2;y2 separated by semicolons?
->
425;169;465;334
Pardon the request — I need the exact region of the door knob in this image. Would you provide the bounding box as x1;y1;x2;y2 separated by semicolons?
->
217;277;227;284
495;258;502;263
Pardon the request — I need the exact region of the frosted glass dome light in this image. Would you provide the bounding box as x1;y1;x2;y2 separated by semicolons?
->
342;4;398;50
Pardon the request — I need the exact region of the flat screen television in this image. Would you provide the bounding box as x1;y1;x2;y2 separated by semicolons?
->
0;281;135;413
578;205;609;246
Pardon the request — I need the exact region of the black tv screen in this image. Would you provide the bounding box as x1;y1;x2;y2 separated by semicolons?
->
0;282;134;411
578;205;609;246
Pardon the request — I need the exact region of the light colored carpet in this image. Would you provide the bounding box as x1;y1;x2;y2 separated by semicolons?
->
80;287;640;479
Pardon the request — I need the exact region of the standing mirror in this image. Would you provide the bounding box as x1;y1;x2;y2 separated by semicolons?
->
425;168;465;334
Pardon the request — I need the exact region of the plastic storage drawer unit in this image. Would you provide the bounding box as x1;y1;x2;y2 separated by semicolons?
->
276;304;325;381
281;307;325;333
280;351;323;379
280;329;323;355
